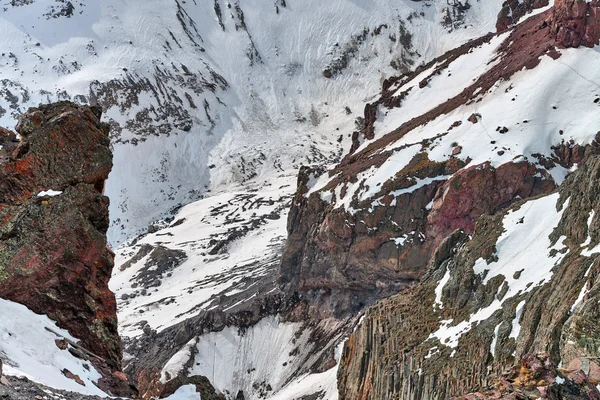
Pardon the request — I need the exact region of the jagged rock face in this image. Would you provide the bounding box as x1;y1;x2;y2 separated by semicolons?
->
279;11;563;318
0;103;127;393
553;0;600;47
426;161;557;247
337;153;600;399
280;158;555;318
496;0;550;32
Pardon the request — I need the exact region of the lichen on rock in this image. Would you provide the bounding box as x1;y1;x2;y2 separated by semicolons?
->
0;102;132;397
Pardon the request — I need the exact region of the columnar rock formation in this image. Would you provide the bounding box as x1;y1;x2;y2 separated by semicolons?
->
337;151;600;399
0;102;129;395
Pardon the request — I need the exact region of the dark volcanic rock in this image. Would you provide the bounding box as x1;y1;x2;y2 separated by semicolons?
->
496;0;550;32
0;102;130;396
279;10;562;318
280;155;554;319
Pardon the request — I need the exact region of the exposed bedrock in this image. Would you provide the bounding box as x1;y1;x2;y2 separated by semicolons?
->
280;156;556;318
279;2;600;319
496;0;550;32
0;102;132;396
553;0;600;48
337;154;600;399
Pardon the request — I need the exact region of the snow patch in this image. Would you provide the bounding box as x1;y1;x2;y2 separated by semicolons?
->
37;190;62;197
0;299;106;396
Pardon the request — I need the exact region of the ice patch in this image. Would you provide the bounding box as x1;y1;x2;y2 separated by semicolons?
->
162;385;199;400
509;300;526;340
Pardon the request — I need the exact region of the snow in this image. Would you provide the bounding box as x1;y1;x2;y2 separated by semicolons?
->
316;42;600;215
0;0;509;245
367;32;510;150
490;323;501;357
162;385;200;400
434;267;451;309
570;282;589;313
393;235;409;246
509;300;526;340
111;175;294;336
581;209;595;248
37;190;62;197
473;195;567;290
161;338;198;384
160;316;345;400
0;299;107;397
570;263;594;313
0;1;578;398
430;194;567;349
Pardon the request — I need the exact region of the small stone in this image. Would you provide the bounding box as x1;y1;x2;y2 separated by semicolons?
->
468;113;481;124
61;369;85;386
112;371;128;382
55;339;68;350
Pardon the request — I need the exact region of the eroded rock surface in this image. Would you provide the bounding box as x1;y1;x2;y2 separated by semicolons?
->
279;10;564;318
0;102;131;396
337;154;600;399
553;0;600;48
455;353;600;400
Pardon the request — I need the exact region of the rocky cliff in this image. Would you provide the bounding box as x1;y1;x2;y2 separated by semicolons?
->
337;149;600;399
0;102;131;396
279;7;565;318
276;1;600;398
553;0;600;48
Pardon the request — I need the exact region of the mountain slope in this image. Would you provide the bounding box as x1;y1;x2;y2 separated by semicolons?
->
4;1;598;400
1;0;512;245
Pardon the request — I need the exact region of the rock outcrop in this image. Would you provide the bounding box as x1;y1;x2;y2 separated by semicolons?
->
0;102;130;395
279;9;561;318
496;0;550;32
455;353;600;400
553;0;600;48
337;153;600;399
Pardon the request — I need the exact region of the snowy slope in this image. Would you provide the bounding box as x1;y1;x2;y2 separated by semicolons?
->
430;193;568;349
0;299;107;397
308;45;600;211
159;316;347;400
0;0;506;244
0;1;560;399
111;175;294;337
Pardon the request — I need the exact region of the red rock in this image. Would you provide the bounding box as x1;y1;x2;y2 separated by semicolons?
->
55;339;68;350
112;371;128;382
427;161;555;249
553;0;600;48
468;113;480;124
0;102;132;396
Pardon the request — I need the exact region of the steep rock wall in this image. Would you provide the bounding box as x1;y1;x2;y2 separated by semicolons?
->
0;102;130;395
337;153;600;399
279;10;562;318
